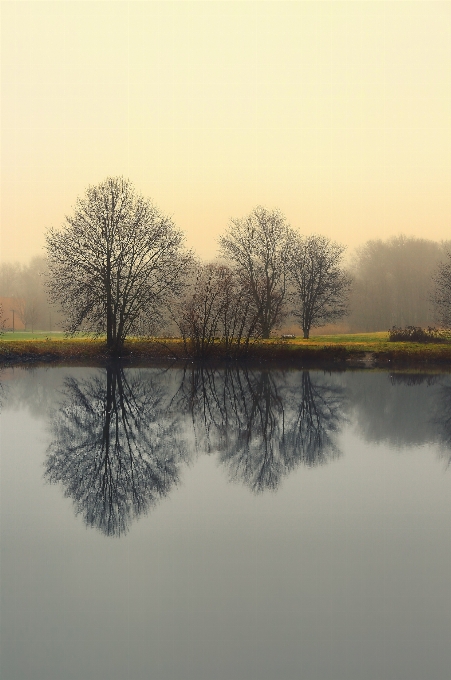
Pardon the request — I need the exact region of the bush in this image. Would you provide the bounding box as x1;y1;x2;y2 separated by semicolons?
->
388;326;451;343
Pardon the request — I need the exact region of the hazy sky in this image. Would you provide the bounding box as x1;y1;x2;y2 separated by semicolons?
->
1;1;450;263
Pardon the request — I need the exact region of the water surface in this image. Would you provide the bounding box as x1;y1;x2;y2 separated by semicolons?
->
1;365;450;680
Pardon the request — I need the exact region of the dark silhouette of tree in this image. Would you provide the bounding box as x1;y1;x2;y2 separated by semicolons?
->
46;177;191;353
288;234;351;339
219;206;292;339
174;366;345;492
174;263;228;357
172;262;259;358
45;364;188;536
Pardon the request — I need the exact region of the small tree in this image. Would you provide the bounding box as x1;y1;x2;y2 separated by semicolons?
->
46;177;190;353
219;206;292;339
288;234;351;339
173;263;230;358
16;296;40;333
432;251;451;327
172;262;258;358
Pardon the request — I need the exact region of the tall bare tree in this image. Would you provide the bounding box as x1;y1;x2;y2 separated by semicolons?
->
219;206;292;339
46;177;190;352
288;234;350;339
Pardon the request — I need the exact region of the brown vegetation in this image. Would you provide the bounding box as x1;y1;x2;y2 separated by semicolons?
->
2;334;451;368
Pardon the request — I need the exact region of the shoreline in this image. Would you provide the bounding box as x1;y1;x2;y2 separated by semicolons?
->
2;337;451;370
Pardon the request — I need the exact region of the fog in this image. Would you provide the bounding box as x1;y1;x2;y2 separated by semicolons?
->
0;257;63;332
347;236;451;332
1;235;449;335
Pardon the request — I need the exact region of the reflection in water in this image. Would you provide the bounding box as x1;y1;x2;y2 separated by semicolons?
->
349;372;443;448
45;364;187;536
175;367;346;492
38;365;451;534
4;366;451;680
0;368;5;413
434;382;451;466
389;373;441;387
283;371;345;466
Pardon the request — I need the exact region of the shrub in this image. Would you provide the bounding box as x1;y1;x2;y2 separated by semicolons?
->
388;326;451;343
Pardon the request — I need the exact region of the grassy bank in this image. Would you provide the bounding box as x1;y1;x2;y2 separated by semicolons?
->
1;332;451;367
0;331;66;341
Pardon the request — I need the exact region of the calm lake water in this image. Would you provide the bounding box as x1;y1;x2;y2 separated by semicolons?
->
1;365;450;680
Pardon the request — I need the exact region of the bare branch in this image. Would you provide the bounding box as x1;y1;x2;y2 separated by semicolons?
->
288;234;351;339
45;177;191;352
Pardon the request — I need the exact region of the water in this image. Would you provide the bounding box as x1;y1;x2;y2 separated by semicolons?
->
1;365;450;680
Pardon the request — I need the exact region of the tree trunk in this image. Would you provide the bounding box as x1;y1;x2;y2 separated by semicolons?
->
261;321;271;339
105;256;114;350
303;329;310;339
106;312;114;350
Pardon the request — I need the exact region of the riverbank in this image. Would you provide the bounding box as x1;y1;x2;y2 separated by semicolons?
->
1;332;451;368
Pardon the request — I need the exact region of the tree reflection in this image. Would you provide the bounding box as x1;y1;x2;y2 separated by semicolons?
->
433;379;451;467
283;371;345;466
350;372;444;449
45;364;187;536
217;369;289;492
389;373;440;387
0;367;5;413
175;367;346;492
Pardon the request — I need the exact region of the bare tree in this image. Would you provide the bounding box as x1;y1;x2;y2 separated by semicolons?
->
219;206;292;339
172;261;259;357
46;177;190;353
432;251;451;328
16;295;40;333
173;262;231;358
288;234;351;339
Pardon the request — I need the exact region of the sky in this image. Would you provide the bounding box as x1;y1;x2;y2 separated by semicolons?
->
1;0;450;264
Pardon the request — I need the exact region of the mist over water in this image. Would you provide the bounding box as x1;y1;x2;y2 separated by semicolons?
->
1;365;450;679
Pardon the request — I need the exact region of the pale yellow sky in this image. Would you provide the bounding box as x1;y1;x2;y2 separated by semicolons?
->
1;1;450;263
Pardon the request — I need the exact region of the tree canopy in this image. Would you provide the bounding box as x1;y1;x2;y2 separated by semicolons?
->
288;234;350;338
219;206;292;339
46;177;190;352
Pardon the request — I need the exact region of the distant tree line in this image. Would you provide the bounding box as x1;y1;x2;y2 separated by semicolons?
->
0;256;63;331
347;236;451;332
1;176;451;346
